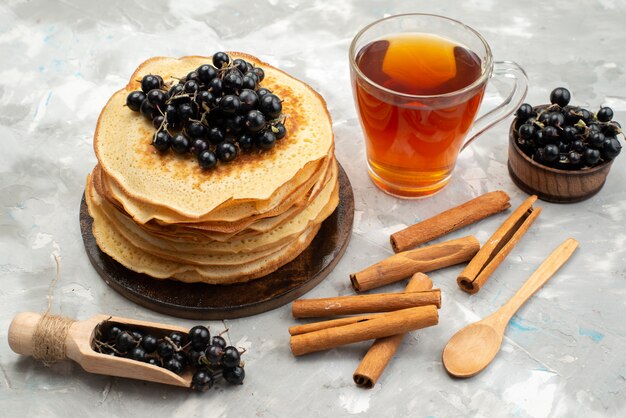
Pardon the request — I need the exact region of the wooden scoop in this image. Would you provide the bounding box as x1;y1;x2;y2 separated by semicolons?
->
8;312;193;388
442;238;578;378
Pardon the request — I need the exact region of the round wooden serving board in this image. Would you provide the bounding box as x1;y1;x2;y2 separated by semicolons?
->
80;163;354;320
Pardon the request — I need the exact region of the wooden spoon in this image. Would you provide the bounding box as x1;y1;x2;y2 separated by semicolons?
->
442;238;578;378
8;312;193;388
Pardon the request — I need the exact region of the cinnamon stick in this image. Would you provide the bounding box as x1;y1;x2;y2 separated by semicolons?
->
350;236;480;292
390;191;510;253
290;305;438;356
289;274;434;336
457;195;541;294
289;314;383;336
292;290;441;318
353;273;433;388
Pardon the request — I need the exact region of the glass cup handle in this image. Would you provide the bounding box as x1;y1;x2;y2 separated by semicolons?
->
461;61;529;152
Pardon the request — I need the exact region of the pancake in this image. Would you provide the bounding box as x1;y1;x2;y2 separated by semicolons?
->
94;53;334;219
99;150;330;224
87;175;322;284
92;167;338;260
86;52;339;285
113;158;337;244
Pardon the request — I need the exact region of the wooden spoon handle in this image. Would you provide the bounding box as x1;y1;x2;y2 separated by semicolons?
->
498;238;578;324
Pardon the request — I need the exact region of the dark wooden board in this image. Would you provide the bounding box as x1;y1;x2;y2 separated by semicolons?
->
80;163;354;319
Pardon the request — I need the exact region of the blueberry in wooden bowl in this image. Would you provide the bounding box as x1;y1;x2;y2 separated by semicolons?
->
508;88;622;203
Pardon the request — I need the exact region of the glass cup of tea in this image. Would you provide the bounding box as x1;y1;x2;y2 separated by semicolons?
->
349;14;528;198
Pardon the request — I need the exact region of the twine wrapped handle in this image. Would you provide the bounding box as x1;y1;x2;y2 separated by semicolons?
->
8;312;76;365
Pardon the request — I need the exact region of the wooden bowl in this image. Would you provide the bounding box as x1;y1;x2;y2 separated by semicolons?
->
507;118;614;203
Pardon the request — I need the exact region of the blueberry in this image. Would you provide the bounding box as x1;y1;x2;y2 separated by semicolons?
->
164;104;180;127
602;136;622;160
116;331;136;353
157;340;174;359
186;71;200;82
237;133;254;151
184;80;199;94
207;126;225;144
191;139;209;155
561;125;577;143
241;75;256;90
597;107;614;122
550;87;571;107
212;51;230;69
216;142;238;162
222;346;240;368
547;112;565;127
189;325;211;351
568;151;582;165
259;94;282;119
232;58;248;74
141;74;162;93
224;115;244;135
191;369;214;392
602;122;621;136
219;94;241;114
172;351;187;367
187;122;207;138
580;108;593;124
571;140;585;153
164;358;184;375
169;332;185;347
515;103;534;122
153;130;171;151
167;84;186;101
198;150;218;169
273;122;287;140
253;67;265;82
244;72;259;84
211;336;227;349
196;90;215;109
152;115;165;129
177;102;196;122
223;366;245;385
541;126;559;144
126;91;146;112
223;71;243;94
256;131;276;150
543;144;560;163
245;110;266;132
583;148;601;166
256;87;271;98
147;358;160;367
208;78;223;96
518;123;535;140
188;349;206;367
206;345;223;365
238;89;259;112
141;334;158;353
129;347;147;362
197;64;217;83
140;99;157;119
171;133;190;154
587;123;601;134
106;326;122;341
588;131;605;148
564;108;583;125
147;89;167;108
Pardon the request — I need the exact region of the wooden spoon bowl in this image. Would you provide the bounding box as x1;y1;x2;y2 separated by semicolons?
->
8;312;194;388
443;238;578;378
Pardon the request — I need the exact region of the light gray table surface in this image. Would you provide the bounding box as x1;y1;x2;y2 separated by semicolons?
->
0;1;624;417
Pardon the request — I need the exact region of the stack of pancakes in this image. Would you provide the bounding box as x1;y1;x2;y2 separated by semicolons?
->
85;54;338;284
